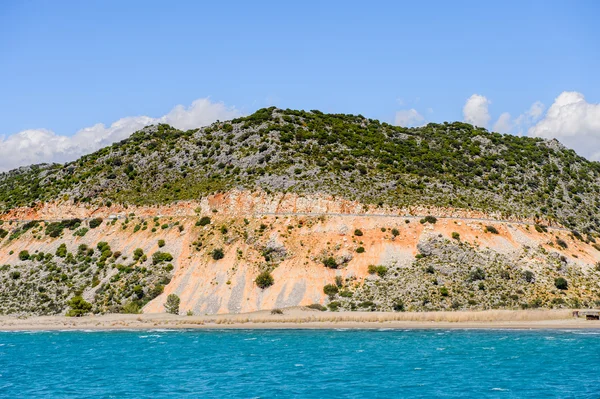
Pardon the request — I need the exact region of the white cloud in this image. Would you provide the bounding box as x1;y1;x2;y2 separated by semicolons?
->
463;94;491;127
513;101;545;134
0;98;241;171
394;109;425;127
493;112;512;134
528;91;600;161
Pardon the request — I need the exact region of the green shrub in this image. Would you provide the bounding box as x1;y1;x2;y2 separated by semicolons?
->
420;216;437;224
556;238;568;249
354;229;363;236
89;218;103;229
322;257;337;269
452;232;460;240
485;225;499;234
73;227;89;237
55;243;68;258
197;216;211;226
66;296;92;317
212;248;224;260
45;219;81;238
306;303;326;311
524;270;535;282
323;284;339;298
18;250;30;261
440;286;449;297
133;248;144;261
356;246;365;253
468;267;486;282
165;294;181;314
255;271;274;289
535;225;548;233
122;301;141;314
10;271;20;279
368;265;387;277
152;251;173;264
554;277;568;290
158;239;165;248
391;228;400;237
393;300;405;312
0;228;8;239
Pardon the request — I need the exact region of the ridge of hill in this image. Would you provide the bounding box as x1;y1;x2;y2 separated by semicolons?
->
1;107;599;235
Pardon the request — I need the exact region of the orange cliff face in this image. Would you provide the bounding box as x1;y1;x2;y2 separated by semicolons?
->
1;190;597;315
1;189;552;225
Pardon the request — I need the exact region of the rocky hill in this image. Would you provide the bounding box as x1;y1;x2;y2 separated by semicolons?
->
1;108;600;316
2;107;600;233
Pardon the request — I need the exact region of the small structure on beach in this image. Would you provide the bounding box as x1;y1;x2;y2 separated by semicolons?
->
581;311;599;321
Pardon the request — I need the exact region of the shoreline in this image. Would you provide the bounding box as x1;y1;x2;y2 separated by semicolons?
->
1;309;599;331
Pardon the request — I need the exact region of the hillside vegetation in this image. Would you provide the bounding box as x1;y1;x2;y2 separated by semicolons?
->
1;107;599;235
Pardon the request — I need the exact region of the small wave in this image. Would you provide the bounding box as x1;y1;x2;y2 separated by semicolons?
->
244;338;257;341
491;388;509;391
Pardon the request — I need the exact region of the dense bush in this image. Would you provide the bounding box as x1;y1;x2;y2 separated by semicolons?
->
554;277;568;290
152;251;173;264
196;216;211;227
485;226;499;234
354;229;363;236
121;301;141;314
211;248;224;260
89;218;103;229
73;227;89;237
368;265;388;277
524;270;535;283
468;267;486;282
255;271;274;289
55;243;68;258
133;248;144;261
45;219;81;238
18;250;30;261
164;294;180;314
66;296;92;317
392;300;405;312
322;257;337;269
420;216;437;224
556;238;568;249
323;284;339;298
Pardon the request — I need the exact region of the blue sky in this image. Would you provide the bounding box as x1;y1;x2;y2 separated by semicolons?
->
1;0;599;169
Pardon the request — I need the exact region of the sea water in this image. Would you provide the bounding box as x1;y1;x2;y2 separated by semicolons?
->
0;329;599;398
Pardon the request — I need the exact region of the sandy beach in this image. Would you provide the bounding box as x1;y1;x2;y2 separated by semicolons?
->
1;308;599;331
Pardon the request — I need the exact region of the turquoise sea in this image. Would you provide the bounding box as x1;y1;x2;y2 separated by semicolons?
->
1;329;599;398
